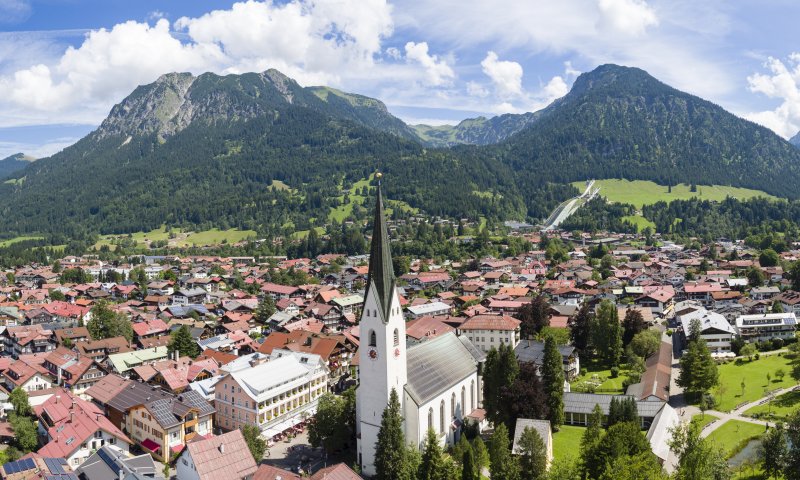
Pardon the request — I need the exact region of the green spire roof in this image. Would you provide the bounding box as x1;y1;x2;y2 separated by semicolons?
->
366;178;396;322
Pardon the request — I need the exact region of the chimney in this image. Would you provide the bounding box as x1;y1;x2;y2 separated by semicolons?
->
119;469;124;480
55;395;60;404
218;443;224;454
70;411;74;423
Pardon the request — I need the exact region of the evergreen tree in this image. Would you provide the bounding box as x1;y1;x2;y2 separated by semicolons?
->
418;428;449;480
542;335;565;430
518;295;551;338
375;389;409;480
461;443;480;480
471;436;489;472
591;300;623;366
484;344;520;426
87;300;133;341
167;325;200;358
621;309;646;346
517;427;547;480
584;421;653;480
607;397;638;427
498;362;548;432
489;423;520;480
579;405;604;478
568;302;593;352
677;319;719;396
254;295;276;324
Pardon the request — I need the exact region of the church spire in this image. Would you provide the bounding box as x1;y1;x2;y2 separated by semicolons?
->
366;173;395;322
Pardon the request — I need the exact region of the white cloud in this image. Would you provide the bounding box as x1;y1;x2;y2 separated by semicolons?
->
404;41;455;86
745;54;800;139
481;51;523;97
466;81;489;98
0;0;397;127
597;0;658;36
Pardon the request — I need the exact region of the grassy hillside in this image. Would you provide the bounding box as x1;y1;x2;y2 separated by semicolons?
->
94;227;256;250
572;179;775;209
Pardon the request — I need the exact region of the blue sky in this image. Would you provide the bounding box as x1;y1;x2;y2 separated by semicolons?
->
1;0;799;159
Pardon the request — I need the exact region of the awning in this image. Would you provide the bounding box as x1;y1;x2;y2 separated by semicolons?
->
141;439;160;452
171;444;185;454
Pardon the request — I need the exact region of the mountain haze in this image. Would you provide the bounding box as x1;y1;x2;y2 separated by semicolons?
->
2;64;799;238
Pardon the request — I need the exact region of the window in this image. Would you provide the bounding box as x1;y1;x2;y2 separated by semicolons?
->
393;329;399;347
439;400;445;433
369;330;377;347
470;380;475;411
428;408;433;432
451;393;456;419
461;386;466;415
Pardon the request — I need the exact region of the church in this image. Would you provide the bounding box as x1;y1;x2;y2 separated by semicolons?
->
356;177;484;476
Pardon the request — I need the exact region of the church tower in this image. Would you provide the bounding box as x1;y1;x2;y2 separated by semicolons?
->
356;175;408;477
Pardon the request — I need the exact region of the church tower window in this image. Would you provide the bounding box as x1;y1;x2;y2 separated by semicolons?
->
369;330;377;347
393;328;399;346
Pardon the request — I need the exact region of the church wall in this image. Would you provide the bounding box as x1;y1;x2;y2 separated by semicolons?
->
409;372;479;449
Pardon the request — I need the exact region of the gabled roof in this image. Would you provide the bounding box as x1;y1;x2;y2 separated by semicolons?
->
183;429;258;480
405;332;481;405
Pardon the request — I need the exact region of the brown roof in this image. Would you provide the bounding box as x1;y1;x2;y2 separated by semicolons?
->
254;465;300;480
184;429;258;480
85;374;131;405
635;341;672;401
460;314;521;331
310;463;361;480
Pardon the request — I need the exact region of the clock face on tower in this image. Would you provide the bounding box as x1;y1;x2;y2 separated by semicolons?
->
394;348;400;358
368;349;378;360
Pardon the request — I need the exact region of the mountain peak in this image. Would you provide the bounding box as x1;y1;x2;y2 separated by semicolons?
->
570;64;666;96
791;131;800;147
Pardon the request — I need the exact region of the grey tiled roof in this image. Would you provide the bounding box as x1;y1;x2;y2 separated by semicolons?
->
563;392;665;418
405;332;480;405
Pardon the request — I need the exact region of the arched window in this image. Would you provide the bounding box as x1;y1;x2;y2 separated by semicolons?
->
369;330;377;347
428;408;433;432
439;400;445;433
451;393;456;419
470;380;475;411
393;328;399;347
461;386;466;415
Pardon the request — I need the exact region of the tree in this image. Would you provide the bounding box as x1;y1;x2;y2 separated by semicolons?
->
621;309;646;346
607;397;638;427
461;443;480;480
591;300;623;367
49;289;66;301
785;409;800;480
418;428;449;480
167;325;199;358
584;422;653;480
740;343;757;361
747;266;765;287
677;319;719;396
87;300;133;341
375;388;409;480
760;423;788;479
241;424;266;462
669;421;730;480
771;301;785;314
579;404;604;478
760;248;780;267
471;436;489;471
309;393;353;454
517;427;547;480
484;344;520;426
8;388;31;417
542;335;565;430
498;362;548;432
254;296;276;324
790;260;800;291
393;256;411;277
600;452;668;480
489;423;520;480
8;414;37;453
546;458;580;480
519;295;550;338
629;329;661;359
568;302;593;352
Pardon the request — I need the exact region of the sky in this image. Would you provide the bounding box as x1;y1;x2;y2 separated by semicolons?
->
0;0;799;159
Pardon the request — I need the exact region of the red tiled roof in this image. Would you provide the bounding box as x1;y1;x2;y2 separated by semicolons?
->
460;314;521;331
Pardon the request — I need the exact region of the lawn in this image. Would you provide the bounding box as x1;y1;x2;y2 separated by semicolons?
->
94;227;256;249
712;354;798;412
0;235;44;248
569;363;631;394
706;420;765;458
571;179;775;209
182;228;256;246
744;389;800;421
621;215;656;232
691;413;719;431
552;425;585;462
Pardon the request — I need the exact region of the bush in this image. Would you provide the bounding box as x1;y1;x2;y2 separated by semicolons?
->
755;352;760;360
610;367;619;378
771;337;784;349
666;329;674;336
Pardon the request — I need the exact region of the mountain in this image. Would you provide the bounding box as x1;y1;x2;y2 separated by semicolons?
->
0;70;528;238
0;153;35;180
2;64;800;239
790;131;800;148
500;64;800;207
96;70;419;141
411;112;541;147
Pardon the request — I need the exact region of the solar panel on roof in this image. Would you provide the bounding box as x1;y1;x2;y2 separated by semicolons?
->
25;458;35;470
4;461;17;474
787;317;797;325
45;457;65;474
97;447;119;471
